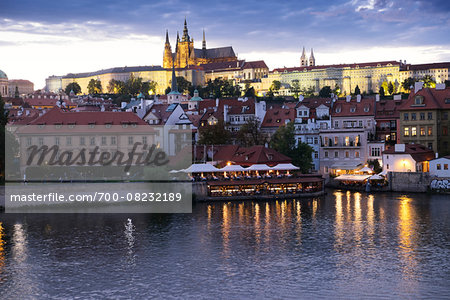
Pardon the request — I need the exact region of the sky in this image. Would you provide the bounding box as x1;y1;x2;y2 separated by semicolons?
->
1;0;450;89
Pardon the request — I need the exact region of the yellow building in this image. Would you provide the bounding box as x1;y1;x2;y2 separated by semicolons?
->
163;19;237;69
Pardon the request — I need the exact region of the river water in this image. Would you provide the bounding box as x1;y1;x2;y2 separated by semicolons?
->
0;190;449;299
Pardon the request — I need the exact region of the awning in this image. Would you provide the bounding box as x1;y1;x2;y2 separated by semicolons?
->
183;164;219;173
219;165;247;172
246;164;272;171
359;166;373;173
330;162;362;170
369;174;384;180
335;174;371;181
271;163;300;171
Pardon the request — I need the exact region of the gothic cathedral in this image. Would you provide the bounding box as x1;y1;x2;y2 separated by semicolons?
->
163;19;238;69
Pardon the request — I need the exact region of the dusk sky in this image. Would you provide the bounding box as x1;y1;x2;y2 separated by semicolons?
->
1;0;450;88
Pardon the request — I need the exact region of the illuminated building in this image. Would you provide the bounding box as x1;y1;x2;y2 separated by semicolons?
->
163;18;237;69
382;143;434;172
398;83;450;153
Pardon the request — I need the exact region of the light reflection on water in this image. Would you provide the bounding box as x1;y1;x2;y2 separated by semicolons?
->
0;191;449;299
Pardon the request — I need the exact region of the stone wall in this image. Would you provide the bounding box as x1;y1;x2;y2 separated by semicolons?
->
388;172;431;193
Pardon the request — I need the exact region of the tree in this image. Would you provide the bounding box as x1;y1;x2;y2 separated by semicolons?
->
142;81;157;96
236;116;267;147
367;159;382;174
174;76;192;94
319;86;332;98
271;80;281;92
64;82;81;95
165;86;171;94
270;122;313;173
290;80;301;98
107;79;125;94
354;85;361;95
333;84;341;96
301;86;316;98
202;78;241;99
198;119;230;145
379;86;385;97
402;77;416;92
244;86;255;98
87;79;102;94
388;82;394;95
420;75;436;88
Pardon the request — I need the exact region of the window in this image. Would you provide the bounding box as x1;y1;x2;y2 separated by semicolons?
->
80;137;85;146
66;137;72;146
428;127;433;136
345;136;350;146
404;113;409;121
111;137;116;145
443;112;449;120
428;142;433;150
420;112;425;120
404;127;409;137
428;112;433;120
355;151;360;158
142;136;147;144
55;137;60;146
371;147;380;157
128;136;134;145
420;127;425;136
324;151;329;158
414;96;423;105
345;151;349;158
387;164;390;170
334;151;339;158
313;137;318;144
358;120;363;128
334;137;338;146
90;137;95;146
445;164;449;170
101;136;107;145
411;127;417;137
334;121;339;128
443;127;448;136
437;164;441;170
411;113;416;120
314;152;319;159
26;137;32;146
89;123;95;128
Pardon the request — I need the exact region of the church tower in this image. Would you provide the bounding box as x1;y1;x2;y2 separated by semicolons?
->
202;29;207;58
300;46;308;67
177;18;195;68
163;30;173;69
309;48;315;67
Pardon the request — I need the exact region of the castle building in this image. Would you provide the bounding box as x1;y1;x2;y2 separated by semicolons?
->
163;19;238;69
0;69;8;97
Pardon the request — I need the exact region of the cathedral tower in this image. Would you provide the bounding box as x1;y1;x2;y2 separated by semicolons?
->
300;46;308;67
309;48;315;67
163;30;173;69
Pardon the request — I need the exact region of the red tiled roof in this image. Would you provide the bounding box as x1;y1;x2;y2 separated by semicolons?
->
242;60;268;69
331;97;375;117
29;107;148;125
383;144;435;162
261;108;295;128
273;61;400;73
398;87;450;111
403;62;450;71
375;99;404;119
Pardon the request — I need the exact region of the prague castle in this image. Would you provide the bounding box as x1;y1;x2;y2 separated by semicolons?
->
163;19;238;69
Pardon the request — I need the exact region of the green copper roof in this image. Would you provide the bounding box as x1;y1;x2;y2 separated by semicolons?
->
0;69;7;79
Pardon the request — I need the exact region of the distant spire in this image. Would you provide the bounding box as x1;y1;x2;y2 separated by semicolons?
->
182;17;189;42
309;48;315;66
165;30;169;44
310;48;314;59
202;29;206;50
300;46;308;67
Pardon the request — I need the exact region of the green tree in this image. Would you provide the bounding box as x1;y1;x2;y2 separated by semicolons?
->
319;86;332;98
64;82;81;95
174;76;192;94
236;116;267;147
203;78;241;98
301;86;316;98
333;84;341;96
379;86;385;97
402;77;416;92
388;82;394;95
244;86;255;98
87;79;102;94
290;80;301;98
165;86;171;94
367;159;382;174
420;75;436;88
141;81;157;96
198;119;230;145
270;122;313;173
354;85;361;95
107;79;125;94
268;80;282;97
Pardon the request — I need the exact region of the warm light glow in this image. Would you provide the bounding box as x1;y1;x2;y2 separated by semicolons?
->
0;222;5;275
398;195;418;279
227;161;231;166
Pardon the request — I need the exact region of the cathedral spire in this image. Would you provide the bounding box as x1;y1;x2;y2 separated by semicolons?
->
165;30;170;44
300;46;308;67
309;48;315;66
182;17;189;42
202;29;206;50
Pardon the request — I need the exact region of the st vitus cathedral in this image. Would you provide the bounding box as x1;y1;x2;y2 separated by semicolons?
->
163;18;238;69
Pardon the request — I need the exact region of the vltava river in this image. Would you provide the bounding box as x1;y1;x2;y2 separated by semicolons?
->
0;190;449;299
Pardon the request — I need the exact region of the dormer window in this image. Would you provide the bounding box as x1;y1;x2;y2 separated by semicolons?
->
335;107;341;113
414;96;424;105
364;105;370;112
350;106;356;113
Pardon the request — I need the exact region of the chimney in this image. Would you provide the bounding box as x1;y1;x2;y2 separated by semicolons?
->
395;144;405;153
346;95;351;102
414;81;424;92
436;83;445;90
216;98;219;107
435;152;439;159
223;104;228;122
356;95;361;102
375;94;380;102
299;95;304;102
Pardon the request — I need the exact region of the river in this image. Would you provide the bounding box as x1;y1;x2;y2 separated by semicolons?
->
0;190;449;299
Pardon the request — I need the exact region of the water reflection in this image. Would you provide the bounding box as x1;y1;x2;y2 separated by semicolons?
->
398;195;418;280
334;191;344;250
12;223;28;263
0;222;5;279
